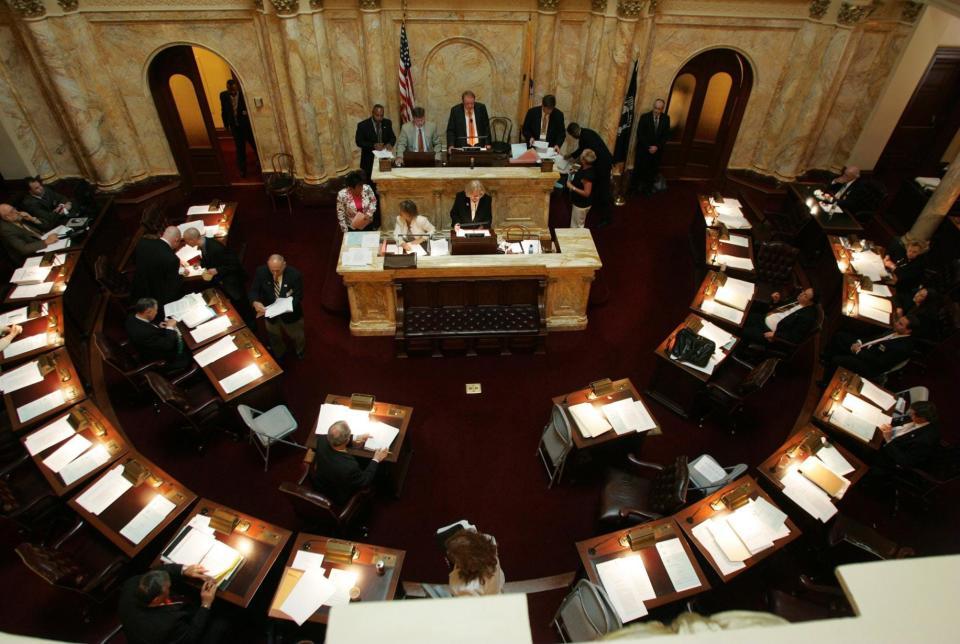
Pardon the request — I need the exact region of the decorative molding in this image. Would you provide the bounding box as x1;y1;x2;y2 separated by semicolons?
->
358;0;380;9
9;0;46;18
57;0;79;11
309;0;322;8
809;0;830;19
901;0;922;22
269;0;298;13
538;0;560;10
591;0;608;10
617;0;645;19
837;1;877;25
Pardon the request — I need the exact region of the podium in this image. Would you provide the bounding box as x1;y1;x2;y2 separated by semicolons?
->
451;232;498;255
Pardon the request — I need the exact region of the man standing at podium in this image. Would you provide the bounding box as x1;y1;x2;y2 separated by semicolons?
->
355;104;396;183
395;107;441;163
521;94;565;152
446;91;491;152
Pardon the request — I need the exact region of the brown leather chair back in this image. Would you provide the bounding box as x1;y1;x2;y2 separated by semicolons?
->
649;456;689;515
737;358;779;396
755;241;800;285
140;202;166;236
93;331;141;374
15;543;86;589
144;372;191;412
93;256;130;299
279;482;373;534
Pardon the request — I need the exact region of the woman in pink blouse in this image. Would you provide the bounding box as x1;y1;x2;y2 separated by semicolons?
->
337;170;378;232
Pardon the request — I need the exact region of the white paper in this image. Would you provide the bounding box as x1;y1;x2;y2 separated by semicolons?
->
718;255;754;271
842;393;892;428
782;469;837;523
361;420;400;451
692;456;727;483
602;398;656;435
188;514;215;534
858;305;891;325
3;333;48;359
596;556;653;622
342;248;372;267
0;361;44;393
691;520;746;575
10;266;52;285
291;550;326;573
187;204;226;216
859;379;896;411
724;235;750;248
24;415;76;455
59;445;111;485
568;402;612;438
18;388;66;423
166;527;216;565
75;465;132;515
194;335;237;367
264;297;294;319
281;568;336;626
829;404;877;443
372;149;394;159
360;232;381;249
858;292;892;313
700;299;744;324
181;305;216;329
119;494;176;545
725;506;776;555
315;404;374;435
655;538;701;593
816;444;855;476
868;284;893;297
199;541;243;581
850;252;887;282
11;282;54;299
175;244;202;264
41;433;92;473
190;315;231;344
0;307;29;326
748;497;788;535
219;363;262;394
713;277;755;311
708;514;754;560
430;239;449;256
510;143;528;159
38;238;71;253
326;568;359;607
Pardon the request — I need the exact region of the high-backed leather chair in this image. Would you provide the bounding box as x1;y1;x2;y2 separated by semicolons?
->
1;456;62;537
94;331;197;395
740;305;823;366
701;357;779;431
93;255;132;302
144;371;223;452
753;241;800;302
827;514;914;560
278;448;373;536
599;455;689;528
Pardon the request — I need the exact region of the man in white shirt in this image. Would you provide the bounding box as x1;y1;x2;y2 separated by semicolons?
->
820;313;917;384
742;288;819;346
395;107;441;163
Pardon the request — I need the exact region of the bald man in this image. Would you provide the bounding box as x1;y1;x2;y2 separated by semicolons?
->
248;254;305;359
182;228;254;326
131;225;183;306
0;203;61;264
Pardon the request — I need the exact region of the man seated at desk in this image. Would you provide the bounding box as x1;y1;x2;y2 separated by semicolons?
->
395;107;441;163
0;202;62;263
311;420;388;505
125;297;191;373
877;401;940;470
819;313;917;384
181;227;255;327
820;165;872;214
394;199;435;252
883;239;928;294
22;176;72;230
741;287;819;346
446;90;491;151
450;180;492;230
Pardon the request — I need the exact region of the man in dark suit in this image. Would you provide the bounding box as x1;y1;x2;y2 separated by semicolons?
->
883;239;928;296
131;226;182;307
181;228;254;327
22;176;71;229
219;79;256;177
741;287;819;346
124;297;190;373
632;99;670;195
449;180;493;228
355;104;396;183
311;420;388;506
820;313;917;383
822;165;874;214
521;94;565;151
249;254;305;359
446;91;491;151
877;401;940;470
566;123;613;226
118;563;221;644
0;203;61;263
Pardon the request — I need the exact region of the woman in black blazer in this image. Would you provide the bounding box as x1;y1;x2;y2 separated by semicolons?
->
449;179;493;229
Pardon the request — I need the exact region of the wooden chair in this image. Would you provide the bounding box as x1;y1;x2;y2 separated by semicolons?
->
278;448;373;536
489;117;513;155
143;371;224;452
266;152;297;215
599;455;689;529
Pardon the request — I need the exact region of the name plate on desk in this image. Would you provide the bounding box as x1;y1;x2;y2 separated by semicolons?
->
451;234;498;256
383;254;416;269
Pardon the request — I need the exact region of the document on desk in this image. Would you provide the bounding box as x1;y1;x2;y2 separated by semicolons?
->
187;204;226;216
725;504;776;555
568;402;612;438
42;433;92;473
345;231;380;249
859;379;896;410
10;266;52;285
691;519;746;575
11;282;54;299
59;444;111;485
200;541;243;583
342;248;372;267
595;556;653;622
857;303;890;325
710;197;742;208
718;255;754;271
75;465;132;515
219;363;262;394
315;404;374;435
372;149;395;159
698;321;735;353
119;494;176;545
798;456;850;499
0;306;29;327
816;444;855;476
706;515;753;561
829;405;876;443
175;244;202;264
841;393;891;428
713;277;755;311
700;299;744;324
18;389;67;423
0;361;43;393
181;305;216;329
264;297;294;319
291;550;326;573
39;238;71;253
281;568;336;626
362;420;399;451
164;293;206;321
190;315;231;344
724;234;750;248
782;469;837;522
430;239;450;256
858;292;892;313
850;252;886;282
656;538;701;592
602;398;657;435
4;332;48;359
25;415;75;455
326;568;359;607
866;283;893;297
165;526;216;565
194;335;238;367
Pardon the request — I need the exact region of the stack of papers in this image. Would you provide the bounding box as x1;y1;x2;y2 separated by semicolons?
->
24;415;76;455
181;305;216;329
709;198;751;229
841;392;892;428
42;433;92;473
23;255;64;269
850;251;887;281
187;203;226;216
859;379;896;410
277;556;362;626
38;239;71;253
165;526;243;582
655;538;701;592
829;405;877;443
0;307;30;326
194;335;238;367
164;293;207;321
315;404;399;451
568;402;611;438
816;444;855;476
698;497;790;564
701;299;743;325
0;361;43;393
601;398;657;435
59;445;111;485
342;248;372;267
3;333;48;359
595;556;655;622
176;244;202;264
782;469;837;522
10;266;52;285
265;297;294;319
219;363;263;394
857;291;892;324
717;253;754;272
119;494;177;544
11;282;54;299
190;315;231;344
75;465;132;515
18;389;66;423
713;277;755;311
690;520;745;576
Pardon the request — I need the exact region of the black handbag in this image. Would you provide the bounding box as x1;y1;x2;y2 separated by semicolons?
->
670;327;715;367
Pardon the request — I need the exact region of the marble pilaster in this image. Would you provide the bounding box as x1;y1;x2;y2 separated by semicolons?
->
906;149;960;242
359;5;388;111
277;14;326;182
532;6;558;106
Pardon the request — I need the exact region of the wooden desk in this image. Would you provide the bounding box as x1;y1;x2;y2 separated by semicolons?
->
674;475;801;582
68;451;196;558
696;195;754;232
310;394;414;496
268;533;405;625
576;517;710;616
0;298;65;366
789;184;863;234
812;368;887;450
647;314;739;418
827;236;888;279
21;401;130;497
4;348;85;432
155;499;291;608
4;253;79;305
197;327;283;403
841;275;893;329
178;289;246;351
182;201;237;243
705;230;755;278
689;270;754;331
552;378;662;451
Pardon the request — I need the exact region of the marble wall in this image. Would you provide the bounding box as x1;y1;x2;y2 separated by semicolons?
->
0;0;926;188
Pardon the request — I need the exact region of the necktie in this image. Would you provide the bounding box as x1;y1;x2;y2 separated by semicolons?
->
375;121;381;144
654;115;659;130
540;112;548;138
467;113;477;146
16;221;42;239
418;127;425;152
274;276;282;299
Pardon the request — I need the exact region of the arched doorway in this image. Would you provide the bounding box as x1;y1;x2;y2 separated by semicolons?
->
660;49;753;180
148;45;260;188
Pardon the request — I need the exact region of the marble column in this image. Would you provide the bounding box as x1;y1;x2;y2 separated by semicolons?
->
359;3;388;109
906;150;960;242
309;10;349;173
532;1;558;106
576;2;609;125
597;5;640;144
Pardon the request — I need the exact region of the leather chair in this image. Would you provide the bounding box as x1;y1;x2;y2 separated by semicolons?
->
266;153;297;215
489;116;513;155
767;204;812;248
599;455;689;528
139;202;167;237
94;331;198;396
1;456;63;537
144;371;224;452
753;241;801;303
93;255;132;302
279;447;374;536
766;575;853;622
845;178;887;222
739;305;824;367
701;357;779;431
827;514;914;560
889;439;960;514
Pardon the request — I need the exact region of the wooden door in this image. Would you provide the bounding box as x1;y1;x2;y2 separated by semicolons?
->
148;46;228;188
876;47;960;176
660;49;753;180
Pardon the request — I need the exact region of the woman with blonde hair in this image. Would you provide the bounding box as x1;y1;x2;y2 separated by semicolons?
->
449;179;492;230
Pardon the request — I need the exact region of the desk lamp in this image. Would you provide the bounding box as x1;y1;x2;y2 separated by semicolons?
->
588;379;614;400
325;539;359;564
349;394;376;412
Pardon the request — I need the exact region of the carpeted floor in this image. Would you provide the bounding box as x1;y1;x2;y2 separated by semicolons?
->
0;179;956;643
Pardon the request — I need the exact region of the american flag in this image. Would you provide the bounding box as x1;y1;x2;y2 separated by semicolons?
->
398;23;415;124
